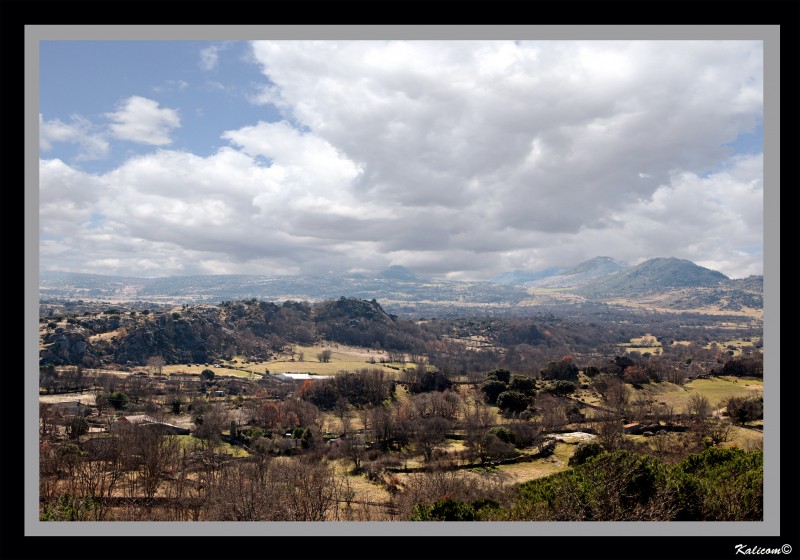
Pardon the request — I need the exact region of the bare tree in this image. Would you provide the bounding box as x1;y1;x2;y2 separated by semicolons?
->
277;457;343;521
594;412;624;451
194;403;229;446
686;393;712;423
537;394;568;432
357;406;371;434
334;397;352;436
147;356;166;375
338;436;366;472
592;375;631;417
39;403;58;441
414;416;450;462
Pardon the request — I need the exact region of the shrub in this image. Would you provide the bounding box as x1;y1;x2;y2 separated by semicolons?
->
412;498;501;521
569;441;604;466
547;380;577;396
489;426;517;446
541;359;579;381
486;369;511;384
496;391;529;414
411;499;477;521
724;396;763;425
584;366;601;378
65;416;89;440
508;375;536;395
481;379;508;404
108;391;129;410
407;369;452;393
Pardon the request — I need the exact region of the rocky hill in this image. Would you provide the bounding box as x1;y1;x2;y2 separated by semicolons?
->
38;297;434;368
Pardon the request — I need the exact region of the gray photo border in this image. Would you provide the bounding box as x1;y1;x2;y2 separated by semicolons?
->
25;24;780;538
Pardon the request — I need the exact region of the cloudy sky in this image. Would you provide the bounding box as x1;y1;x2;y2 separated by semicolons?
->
39;40;764;280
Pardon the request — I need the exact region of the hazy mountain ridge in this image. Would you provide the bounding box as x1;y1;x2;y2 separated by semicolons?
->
524;256;630;289
39;256;762;314
39;270;531;307
491;267;565;286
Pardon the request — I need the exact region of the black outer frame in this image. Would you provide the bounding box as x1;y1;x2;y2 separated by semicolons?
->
2;1;795;559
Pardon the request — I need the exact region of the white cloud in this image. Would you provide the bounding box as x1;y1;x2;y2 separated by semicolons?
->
152;79;189;93
106;96;180;145
39;41;764;279
39;158;110;242
39;114;109;160
244;40;763;277
199;45;222;71
249;41;761;222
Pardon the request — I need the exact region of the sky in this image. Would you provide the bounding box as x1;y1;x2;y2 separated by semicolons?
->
39;40;764;280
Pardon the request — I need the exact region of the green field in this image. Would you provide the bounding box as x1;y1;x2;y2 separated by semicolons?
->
635;376;763;411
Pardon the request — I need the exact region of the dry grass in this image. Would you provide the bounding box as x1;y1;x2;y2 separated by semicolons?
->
618;334;663;355
726;425;763;450
219;345;410;377
87;329;125;343
470;443;575;485
704;338;761;357
39;393;97;405
170;435;250;458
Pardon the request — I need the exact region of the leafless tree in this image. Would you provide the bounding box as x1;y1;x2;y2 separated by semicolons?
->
194;403;229;445
39;403;59;441
274;457;343;521
334;397;352;436
594;412;624;451
414;416;450;462
686;393;712;423
357;405;371;434
147;355;166;375
537;394;568;432
338;435;366;472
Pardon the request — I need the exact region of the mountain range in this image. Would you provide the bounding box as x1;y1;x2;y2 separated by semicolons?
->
39;257;763;315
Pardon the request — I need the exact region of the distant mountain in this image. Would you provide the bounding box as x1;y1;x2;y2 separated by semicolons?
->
491;267;564;286
39;257;760;315
578;257;728;298
563;256;629;276
40;269;531;308
526;257;629;288
378;265;420;282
